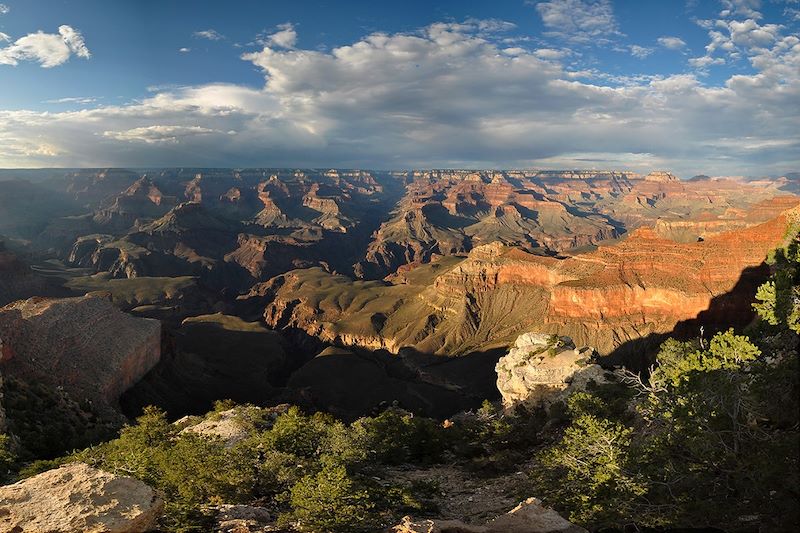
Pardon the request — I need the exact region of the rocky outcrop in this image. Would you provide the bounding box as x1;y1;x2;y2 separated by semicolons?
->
496;333;606;410
390;497;587;533
0;294;161;413
0;462;163;533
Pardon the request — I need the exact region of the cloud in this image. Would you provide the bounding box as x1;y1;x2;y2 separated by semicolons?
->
0;32;10;43
688;55;726;68
193;29;224;41
0;4;8;15
44;96;98;105
0;19;797;177
179;47;191;53
720;0;762;20
690;16;785;72
0;25;91;68
629;45;653;58
103;125;228;144
658;36;687;50
534;0;621;44
266;23;297;49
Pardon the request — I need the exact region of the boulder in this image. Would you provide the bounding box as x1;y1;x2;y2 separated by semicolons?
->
390;497;586;533
180;408;250;448
213;504;274;533
496;333;607;410
0;462;163;533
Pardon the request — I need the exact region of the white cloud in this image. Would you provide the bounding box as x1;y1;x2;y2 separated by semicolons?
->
534;0;621;44
0;32;10;43
193;29;224;41
103;125;227;144
0;25;91;68
0;4;8;15
658;36;687;50
533;47;571;60
629;45;653;58
44;96;97;105
266;23;297;49
720;0;762;20
0;19;797;177
688;55;725;68
179;47;191;53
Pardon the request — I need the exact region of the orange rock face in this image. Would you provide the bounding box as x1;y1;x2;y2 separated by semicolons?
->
256;200;799;357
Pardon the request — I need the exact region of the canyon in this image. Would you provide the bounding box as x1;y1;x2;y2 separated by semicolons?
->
0;168;797;427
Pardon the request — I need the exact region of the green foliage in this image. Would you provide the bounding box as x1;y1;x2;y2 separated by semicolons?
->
347;408;447;466
0;434;16;483
283;462;378;532
263;406;334;458
533;412;647;527
530;327;800;531
44;404;465;531
754;239;800;333
2;377;115;461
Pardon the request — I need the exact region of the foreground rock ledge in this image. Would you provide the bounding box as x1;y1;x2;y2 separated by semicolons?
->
391;497;587;533
0;462;163;533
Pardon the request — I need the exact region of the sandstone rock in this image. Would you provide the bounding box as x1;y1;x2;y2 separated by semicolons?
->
213;504;274;533
181;408;250;448
496;332;606;410
181;405;290;448
0;462;163;533
390;497;586;533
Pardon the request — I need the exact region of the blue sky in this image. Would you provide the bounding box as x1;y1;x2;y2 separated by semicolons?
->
0;0;798;176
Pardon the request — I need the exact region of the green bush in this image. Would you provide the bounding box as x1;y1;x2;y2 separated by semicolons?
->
283;461;378;533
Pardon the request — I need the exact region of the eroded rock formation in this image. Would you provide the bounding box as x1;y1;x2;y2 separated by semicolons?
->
252;202;800;357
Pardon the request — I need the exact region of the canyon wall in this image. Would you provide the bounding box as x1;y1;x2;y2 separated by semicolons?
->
253;202;800;357
0;294;161;411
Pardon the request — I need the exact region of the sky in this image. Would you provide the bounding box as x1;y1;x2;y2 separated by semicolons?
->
0;0;798;177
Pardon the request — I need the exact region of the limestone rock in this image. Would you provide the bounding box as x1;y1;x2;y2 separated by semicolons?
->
391;516;441;533
213;504;274;533
496;333;605;409
0;462;163;533
181;408;249;448
485;497;587;532
181;405;290;448
390;497;586;533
